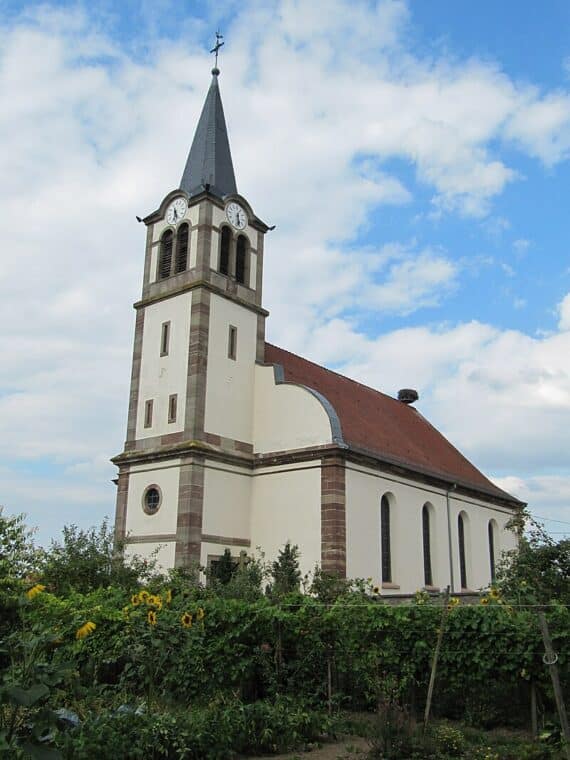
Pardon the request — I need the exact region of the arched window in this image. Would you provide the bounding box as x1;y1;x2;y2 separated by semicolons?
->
458;513;468;589
488;520;497;582
219;226;231;275
236;235;248;285
175;223;189;273
159;230;173;280
422;504;433;587
380;494;392;583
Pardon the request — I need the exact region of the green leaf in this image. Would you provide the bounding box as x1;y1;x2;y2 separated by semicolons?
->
22;742;62;760
6;684;50;707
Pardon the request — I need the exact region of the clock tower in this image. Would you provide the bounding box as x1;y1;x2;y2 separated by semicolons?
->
113;64;270;569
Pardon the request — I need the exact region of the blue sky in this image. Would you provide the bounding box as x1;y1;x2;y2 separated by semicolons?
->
1;0;569;545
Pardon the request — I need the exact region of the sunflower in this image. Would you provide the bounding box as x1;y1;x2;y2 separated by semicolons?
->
181;612;193;629
147;610;157;626
372;586;380;595
148;594;163;610
481;597;489;605
139;590;150;603
196;607;205;621
76;621;97;640
26;583;46;600
489;587;500;599
448;597;460;609
165;589;172;604
131;593;141;606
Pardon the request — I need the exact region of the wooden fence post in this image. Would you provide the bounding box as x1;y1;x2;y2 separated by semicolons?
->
423;586;450;731
538;611;570;759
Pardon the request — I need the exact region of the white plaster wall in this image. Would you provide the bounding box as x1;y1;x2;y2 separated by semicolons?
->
204;293;257;442
249;252;257;290
210;228;220;270
202;464;252;540
124;461;181;537
125;541;176;572
136;292;192;439
345;465;517;595
251;464;321;577
253;365;333;453
449;495;518;591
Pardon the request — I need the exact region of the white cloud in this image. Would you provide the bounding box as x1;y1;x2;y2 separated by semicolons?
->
558;292;570;331
1;1;570;541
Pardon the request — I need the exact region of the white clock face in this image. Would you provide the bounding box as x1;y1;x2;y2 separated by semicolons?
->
226;202;247;230
166;197;188;225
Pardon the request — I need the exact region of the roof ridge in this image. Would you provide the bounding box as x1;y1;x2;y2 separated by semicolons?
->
264;341;404;407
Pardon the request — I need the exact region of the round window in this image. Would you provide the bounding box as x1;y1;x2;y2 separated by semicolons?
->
142;485;162;515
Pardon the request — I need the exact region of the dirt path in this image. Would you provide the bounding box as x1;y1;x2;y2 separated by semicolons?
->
244;735;369;760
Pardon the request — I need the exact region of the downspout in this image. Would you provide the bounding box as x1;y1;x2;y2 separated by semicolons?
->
446;483;457;593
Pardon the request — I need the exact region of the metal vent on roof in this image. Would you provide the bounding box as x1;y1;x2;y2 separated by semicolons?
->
398;388;419;404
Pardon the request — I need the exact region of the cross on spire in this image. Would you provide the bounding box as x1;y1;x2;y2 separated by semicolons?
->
210;31;224;74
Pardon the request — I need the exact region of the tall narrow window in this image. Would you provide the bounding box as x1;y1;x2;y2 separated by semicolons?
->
236;235;248;284
488;521;496;582
458;513;468;589
168;394;177;424
159;230;173;280
144;399;153;428
219;226;231;275
422;504;433;587
160;322;170;357
175;223;189;273
228;325;237;360
381;494;392;583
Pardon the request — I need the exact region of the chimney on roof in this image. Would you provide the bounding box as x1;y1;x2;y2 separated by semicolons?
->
398;388;419;405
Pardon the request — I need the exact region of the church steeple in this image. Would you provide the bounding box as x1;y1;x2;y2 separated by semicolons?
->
179;68;237;200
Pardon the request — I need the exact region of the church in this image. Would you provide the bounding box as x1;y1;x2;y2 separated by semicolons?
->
112;61;523;596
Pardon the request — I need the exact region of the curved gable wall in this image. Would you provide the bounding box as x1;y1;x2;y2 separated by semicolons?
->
253;364;334;453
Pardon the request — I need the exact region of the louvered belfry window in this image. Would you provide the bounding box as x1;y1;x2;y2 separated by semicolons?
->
422;505;433;587
488;521;496;582
220;227;231;275
159;230;173;279
458;514;468;589
381;494;391;583
175;223;189;273
236;235;247;284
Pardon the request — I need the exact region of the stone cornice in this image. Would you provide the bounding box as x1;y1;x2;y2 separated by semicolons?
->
133;279;269;317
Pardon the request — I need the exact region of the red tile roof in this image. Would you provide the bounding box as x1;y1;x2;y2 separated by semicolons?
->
265;342;519;505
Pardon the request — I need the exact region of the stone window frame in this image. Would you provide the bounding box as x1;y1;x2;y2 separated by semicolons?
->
422;503;433;587
144;399;154;428
235;234;250;285
158;229;174;280
380;493;392;584
175;222;189;273
142;484;162;515
458;511;470;590
168;393;178;424
228;325;237;360
160;321;171;357
488;518;498;583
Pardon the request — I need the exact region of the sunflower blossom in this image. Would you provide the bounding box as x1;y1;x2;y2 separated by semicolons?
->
76;621;96;640
26;584;46;600
131;593;141;606
165;589;172;604
148;594;163;610
196;607;205;621
181;612;193;629
139;590;150;603
147;610;157;626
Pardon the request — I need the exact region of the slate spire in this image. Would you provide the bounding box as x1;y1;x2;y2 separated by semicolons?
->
180;68;237;199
